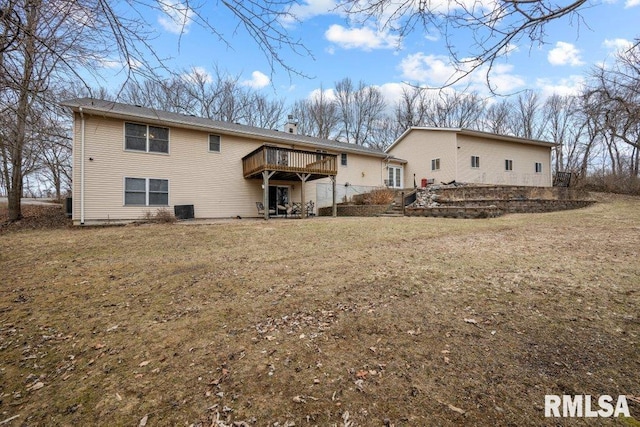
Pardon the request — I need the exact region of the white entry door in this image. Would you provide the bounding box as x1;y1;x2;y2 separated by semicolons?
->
388;166;403;188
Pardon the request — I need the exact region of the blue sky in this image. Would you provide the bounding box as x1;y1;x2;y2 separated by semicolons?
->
102;0;639;107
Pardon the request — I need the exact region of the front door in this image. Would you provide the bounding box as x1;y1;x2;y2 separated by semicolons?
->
388;166;403;188
269;186;289;215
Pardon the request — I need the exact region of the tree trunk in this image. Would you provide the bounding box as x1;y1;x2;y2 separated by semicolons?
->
7;0;39;221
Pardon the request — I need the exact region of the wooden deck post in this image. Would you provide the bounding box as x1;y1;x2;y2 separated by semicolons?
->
297;173;311;219
262;170;275;220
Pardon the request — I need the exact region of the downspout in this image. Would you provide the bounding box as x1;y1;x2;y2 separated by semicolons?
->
549;148;553;187
79;107;85;225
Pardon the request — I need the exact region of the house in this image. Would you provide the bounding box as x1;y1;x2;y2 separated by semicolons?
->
61;98;405;225
61;99;557;225
386;127;556;188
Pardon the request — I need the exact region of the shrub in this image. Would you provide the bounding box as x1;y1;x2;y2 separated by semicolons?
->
363;188;395;205
143;208;177;224
578;173;640;196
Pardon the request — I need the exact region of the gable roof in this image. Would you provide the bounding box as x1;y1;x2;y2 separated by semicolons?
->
386;126;558;152
61;98;393;159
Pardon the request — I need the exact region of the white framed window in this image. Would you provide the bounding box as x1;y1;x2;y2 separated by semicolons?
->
341;153;348;166
535;162;543;173
209;134;221;152
125;122;169;154
431;158;440;171
124;177;169;206
388;166;402;188
471;156;480;168
505;159;513;171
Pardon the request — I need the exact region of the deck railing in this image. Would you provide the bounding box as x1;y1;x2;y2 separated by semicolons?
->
242;145;338;178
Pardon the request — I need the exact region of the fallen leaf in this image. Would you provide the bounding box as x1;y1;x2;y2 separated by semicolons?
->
355;370;368;379
464;318;478;325
292;395;306;403
139;360;151;367
448;404;466;415
138;414;148;426
27;382;44;391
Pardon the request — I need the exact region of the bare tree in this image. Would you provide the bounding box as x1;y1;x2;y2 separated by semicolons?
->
482;100;513;135
0;0;312;221
245;93;285;129
509;90;546;140
394;86;429;130
587;42;640;176
334;78;386;145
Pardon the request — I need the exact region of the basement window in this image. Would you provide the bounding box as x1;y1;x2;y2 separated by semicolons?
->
505;159;513;171
125;177;169;206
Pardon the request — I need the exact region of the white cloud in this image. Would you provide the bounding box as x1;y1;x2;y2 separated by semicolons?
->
325;24;400;51
399;53;467;85
547;42;584;66
181;67;213;84
308;87;337;102
398;52;525;95
282;0;338;25
241;71;270;89
536;75;585;97
376;82;413;107
603;38;634;52
158;1;194;34
625;0;640;7
483;64;526;93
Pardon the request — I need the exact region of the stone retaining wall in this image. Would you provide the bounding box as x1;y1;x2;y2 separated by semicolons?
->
435;185;588;201
317;204;389;217
406;199;595;218
406;206;502;219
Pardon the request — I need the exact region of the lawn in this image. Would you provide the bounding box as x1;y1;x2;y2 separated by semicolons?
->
0;198;639;426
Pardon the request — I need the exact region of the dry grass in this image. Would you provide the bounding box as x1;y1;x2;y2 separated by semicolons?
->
362;188;395;205
0;198;639;426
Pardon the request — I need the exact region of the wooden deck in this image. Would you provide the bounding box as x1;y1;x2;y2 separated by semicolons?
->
242;145;338;181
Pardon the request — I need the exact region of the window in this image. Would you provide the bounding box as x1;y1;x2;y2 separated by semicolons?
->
341;153;348;166
209;134;221;152
125;178;168;206
471;156;480;168
505;159;513;171
535;162;543;173
431;158;440;171
388;166;402;188
125;122;169;153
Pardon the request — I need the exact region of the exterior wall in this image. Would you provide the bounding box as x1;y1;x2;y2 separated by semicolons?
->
314;151;390;207
386;130;457;187
72;114;388;223
456;135;552;187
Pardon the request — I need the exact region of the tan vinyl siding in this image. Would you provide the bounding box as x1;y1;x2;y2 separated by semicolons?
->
386;130;457;186
72;114;389;223
456;135;552;186
313;152;391;207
